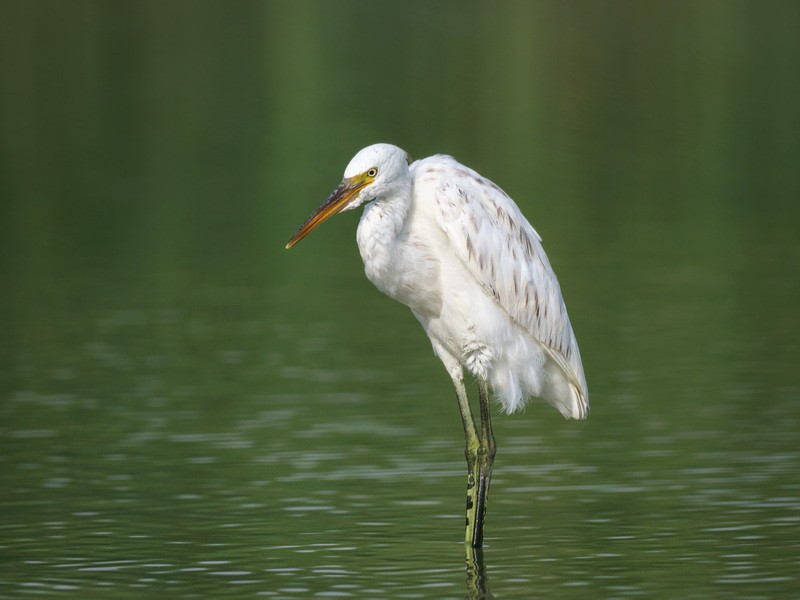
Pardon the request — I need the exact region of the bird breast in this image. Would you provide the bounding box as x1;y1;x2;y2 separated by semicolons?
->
357;198;444;319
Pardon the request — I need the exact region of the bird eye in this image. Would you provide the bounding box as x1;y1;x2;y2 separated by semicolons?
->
367;168;378;178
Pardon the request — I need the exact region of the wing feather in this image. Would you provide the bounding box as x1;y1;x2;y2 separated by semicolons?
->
416;155;588;413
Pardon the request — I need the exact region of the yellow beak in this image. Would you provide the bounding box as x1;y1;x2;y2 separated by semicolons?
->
285;177;369;249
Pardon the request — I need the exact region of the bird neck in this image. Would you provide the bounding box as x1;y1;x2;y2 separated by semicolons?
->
356;189;411;289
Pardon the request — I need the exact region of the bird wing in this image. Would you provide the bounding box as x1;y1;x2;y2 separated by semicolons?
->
415;155;588;406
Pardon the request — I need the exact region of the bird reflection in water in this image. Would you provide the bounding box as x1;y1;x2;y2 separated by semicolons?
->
466;545;492;599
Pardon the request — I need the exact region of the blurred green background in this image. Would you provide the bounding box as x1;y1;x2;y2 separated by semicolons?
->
1;1;799;598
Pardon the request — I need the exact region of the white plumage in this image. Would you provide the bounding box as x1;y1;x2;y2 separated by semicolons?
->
286;143;588;546
349;145;587;418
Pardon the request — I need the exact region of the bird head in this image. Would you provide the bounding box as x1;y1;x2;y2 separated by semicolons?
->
286;143;412;249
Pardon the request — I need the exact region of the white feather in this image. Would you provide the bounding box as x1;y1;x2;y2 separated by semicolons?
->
348;145;588;418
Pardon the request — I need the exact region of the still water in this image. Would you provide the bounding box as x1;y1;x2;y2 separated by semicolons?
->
1;2;799;598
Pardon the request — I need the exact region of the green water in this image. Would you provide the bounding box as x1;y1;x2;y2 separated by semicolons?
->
1;2;799;598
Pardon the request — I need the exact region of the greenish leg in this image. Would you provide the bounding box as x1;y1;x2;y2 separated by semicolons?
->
473;378;496;548
453;377;480;547
454;377;496;548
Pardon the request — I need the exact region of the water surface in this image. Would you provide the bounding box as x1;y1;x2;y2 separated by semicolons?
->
1;2;799;598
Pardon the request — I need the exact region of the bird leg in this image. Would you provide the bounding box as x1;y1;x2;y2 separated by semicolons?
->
454;377;496;548
473;378;496;548
453;377;480;546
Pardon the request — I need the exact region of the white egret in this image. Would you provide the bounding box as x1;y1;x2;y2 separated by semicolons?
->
286;143;588;547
